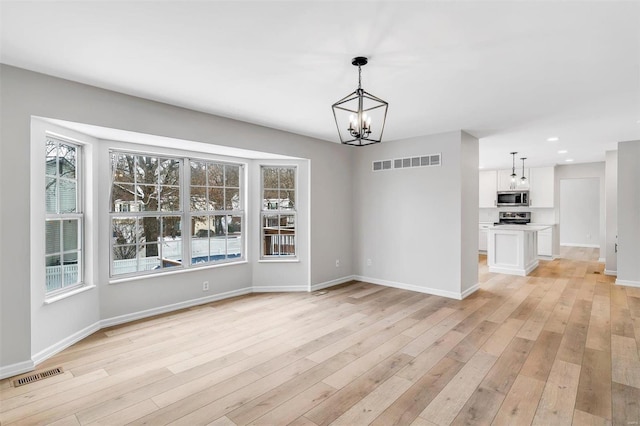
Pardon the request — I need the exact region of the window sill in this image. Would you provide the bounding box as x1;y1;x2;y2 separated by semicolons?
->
44;284;96;305
109;260;248;284
258;258;299;263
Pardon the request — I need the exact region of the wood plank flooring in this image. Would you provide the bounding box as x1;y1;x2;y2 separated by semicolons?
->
2;253;640;425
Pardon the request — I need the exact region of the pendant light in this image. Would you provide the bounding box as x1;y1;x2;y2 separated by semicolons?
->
332;57;389;146
510;152;518;189
520;157;527;184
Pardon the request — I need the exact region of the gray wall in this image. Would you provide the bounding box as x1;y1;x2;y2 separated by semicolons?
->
0;65;355;371
352;131;479;299
617;140;640;286
605;150;618;275
559;178;600;246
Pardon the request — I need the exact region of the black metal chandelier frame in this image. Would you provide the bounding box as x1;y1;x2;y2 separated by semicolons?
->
332;57;389;147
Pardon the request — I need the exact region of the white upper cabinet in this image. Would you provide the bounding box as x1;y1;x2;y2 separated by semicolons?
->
529;166;555;208
479;170;497;208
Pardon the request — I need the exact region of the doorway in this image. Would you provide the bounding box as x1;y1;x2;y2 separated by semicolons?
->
559;177;600;261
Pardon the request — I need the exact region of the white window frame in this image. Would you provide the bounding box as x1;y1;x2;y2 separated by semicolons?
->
260;165;297;259
45;137;84;295
188;159;245;267
109;150;246;279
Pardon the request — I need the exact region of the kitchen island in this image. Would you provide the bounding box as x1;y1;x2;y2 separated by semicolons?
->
487;224;551;276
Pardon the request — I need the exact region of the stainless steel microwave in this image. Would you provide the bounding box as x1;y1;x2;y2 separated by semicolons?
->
497;190;529;207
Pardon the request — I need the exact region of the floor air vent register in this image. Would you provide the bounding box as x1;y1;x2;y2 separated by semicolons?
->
12;367;64;387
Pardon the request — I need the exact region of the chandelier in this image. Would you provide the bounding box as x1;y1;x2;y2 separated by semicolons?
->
332;57;389;146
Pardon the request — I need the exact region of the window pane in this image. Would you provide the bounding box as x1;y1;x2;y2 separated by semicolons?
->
209;188;224;210
46;221;60;254
137;185;159;211
59;179;77;213
160;186;180;211
136;156;158;184
207;163;224;186
112;184;136;212
225;188;239;210
112;218;137;245
139;244;160;271
161;216;181;241
212;215;226;237
191;215;210;264
190;187;207;211
228;216;242;259
280;189;295;210
112;246;137;275
263;167;278;189
62;219;79;251
280;214;296;231
263;214;279;229
225;165;240;187
139;217;160;245
62;252;79;286
46;140;58;176
59;144;76;179
279;168;295;189
46;177;57;213
112;153;135;183
45;255;62;291
190;161;206;186
263;190;280;210
159;158;180;186
161;242;182;268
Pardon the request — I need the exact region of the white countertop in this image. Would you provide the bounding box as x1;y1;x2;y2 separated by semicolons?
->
489;224;551;231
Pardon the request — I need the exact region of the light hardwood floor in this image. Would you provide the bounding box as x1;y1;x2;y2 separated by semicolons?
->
2;255;640;425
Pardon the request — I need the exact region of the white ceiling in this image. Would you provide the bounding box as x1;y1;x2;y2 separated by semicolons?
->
2;1;639;169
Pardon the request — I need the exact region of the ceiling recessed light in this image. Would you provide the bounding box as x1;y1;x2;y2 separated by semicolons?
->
566;158;574;162
547;137;559;142
558;150;568;154
478;166;484;169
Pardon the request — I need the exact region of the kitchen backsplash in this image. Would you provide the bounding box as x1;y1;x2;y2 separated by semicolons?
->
479;208;556;224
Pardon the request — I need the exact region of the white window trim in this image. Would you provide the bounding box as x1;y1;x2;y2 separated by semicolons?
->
260;165;298;260
108;150;247;279
45;136;85;295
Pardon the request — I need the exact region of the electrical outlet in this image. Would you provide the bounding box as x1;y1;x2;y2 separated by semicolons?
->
366;258;372;266
202;281;209;291
335;259;340;268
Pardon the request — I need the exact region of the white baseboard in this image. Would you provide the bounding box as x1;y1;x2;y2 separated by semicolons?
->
31;321;101;366
252;285;307;293
101;287;252;328
310;275;356;292
560;243;600;248
615;279;640;288
353;275;467;300
0;359;35;380
461;283;481;299
604;269;617;276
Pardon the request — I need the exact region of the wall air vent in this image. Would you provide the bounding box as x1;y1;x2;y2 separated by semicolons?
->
372;153;442;172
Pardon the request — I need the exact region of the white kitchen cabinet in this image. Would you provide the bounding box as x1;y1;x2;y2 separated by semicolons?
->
479;170;497;208
497;168;529;190
537;227;553;257
529;166;555;208
479;223;491;251
497;169;516;191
